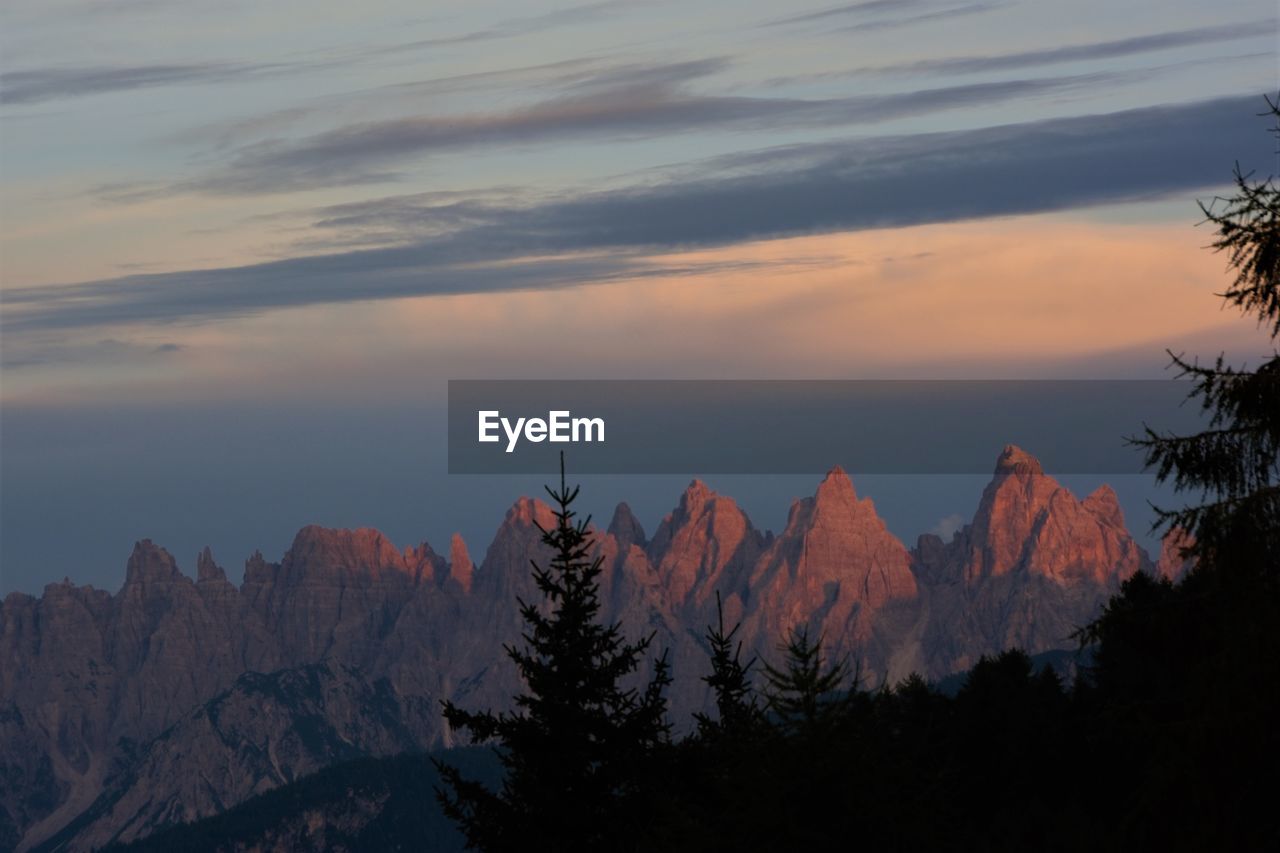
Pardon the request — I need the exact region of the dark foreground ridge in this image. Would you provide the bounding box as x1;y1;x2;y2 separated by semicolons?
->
100;623;1277;853
104;749;498;853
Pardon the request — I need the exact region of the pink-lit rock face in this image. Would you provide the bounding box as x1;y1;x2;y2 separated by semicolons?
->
281;525;415;580
448;533;473;594
647;480;764;620
744;468;916;660
2;449;1170;852
912;445;1152;674
949;446;1145;586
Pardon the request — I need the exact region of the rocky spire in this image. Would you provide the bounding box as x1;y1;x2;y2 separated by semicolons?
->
994;443;1044;476
752;466;916;616
607;502;647;551
448;533;473;593
1082;484;1125;529
196;546;228;585
646;480;761;612
124;540;183;586
814;465;857;505
966;446;1145;584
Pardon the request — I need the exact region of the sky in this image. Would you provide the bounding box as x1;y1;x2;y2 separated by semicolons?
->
1;0;1277;593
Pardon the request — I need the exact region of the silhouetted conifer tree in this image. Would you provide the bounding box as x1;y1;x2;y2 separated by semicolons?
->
1078;95;1280;851
1134;95;1280;572
762;627;852;737
435;455;671;853
693;592;760;740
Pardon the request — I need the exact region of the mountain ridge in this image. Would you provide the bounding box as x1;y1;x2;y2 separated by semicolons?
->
0;446;1190;852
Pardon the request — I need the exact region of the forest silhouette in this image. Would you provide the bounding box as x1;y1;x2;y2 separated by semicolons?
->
435;98;1280;853
113;97;1279;853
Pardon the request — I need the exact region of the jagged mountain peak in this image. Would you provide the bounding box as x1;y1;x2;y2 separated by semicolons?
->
647;479;760;612
5;455;1162;852
994;444;1044;476
243;549;273;584
282;525;409;579
196;546;227;584
503;496;556;529
607;502;647;550
741;468;916;659
974;446;1061;529
403;541;445;583
961;447;1148;588
679;479;715;511
782;466;882;539
448;533;473;593
1083;484;1125;528
814;465;857;504
649;479;753;561
124;539;183;586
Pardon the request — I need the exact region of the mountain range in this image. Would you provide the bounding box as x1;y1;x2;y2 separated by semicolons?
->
0;445;1190;852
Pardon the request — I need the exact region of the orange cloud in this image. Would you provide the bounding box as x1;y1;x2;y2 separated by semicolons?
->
6;211;1267;405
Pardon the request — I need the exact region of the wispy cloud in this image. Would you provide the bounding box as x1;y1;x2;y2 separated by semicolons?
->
170;56;621;150
0;61;297;105
1;336;187;369
872;20;1271;75
154;67;1124;196
769;0;942;26
372;0;640;53
768;0;1001;30
841;2;1002;33
1;2;644;106
4;95;1263;336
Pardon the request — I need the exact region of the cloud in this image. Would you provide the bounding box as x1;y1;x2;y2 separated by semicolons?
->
0;61;298;105
2;95;1267;335
0;253;666;334
172;67;1126;196
2;2;642;107
11;218;1268;398
291;94;1261;253
168;56;637;152
841;2;1003;33
769;0;965;27
373;0;640;53
1;336;187;369
871;20;1271;75
930;514;966;540
477;94;1258;249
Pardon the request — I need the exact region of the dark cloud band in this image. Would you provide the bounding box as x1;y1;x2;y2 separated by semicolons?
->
2;96;1267;335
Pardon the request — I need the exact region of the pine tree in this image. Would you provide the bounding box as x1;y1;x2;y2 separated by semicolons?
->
434;455;671;853
761;627;852;737
693;592;760;740
1133;95;1280;572
1078;97;1280;849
